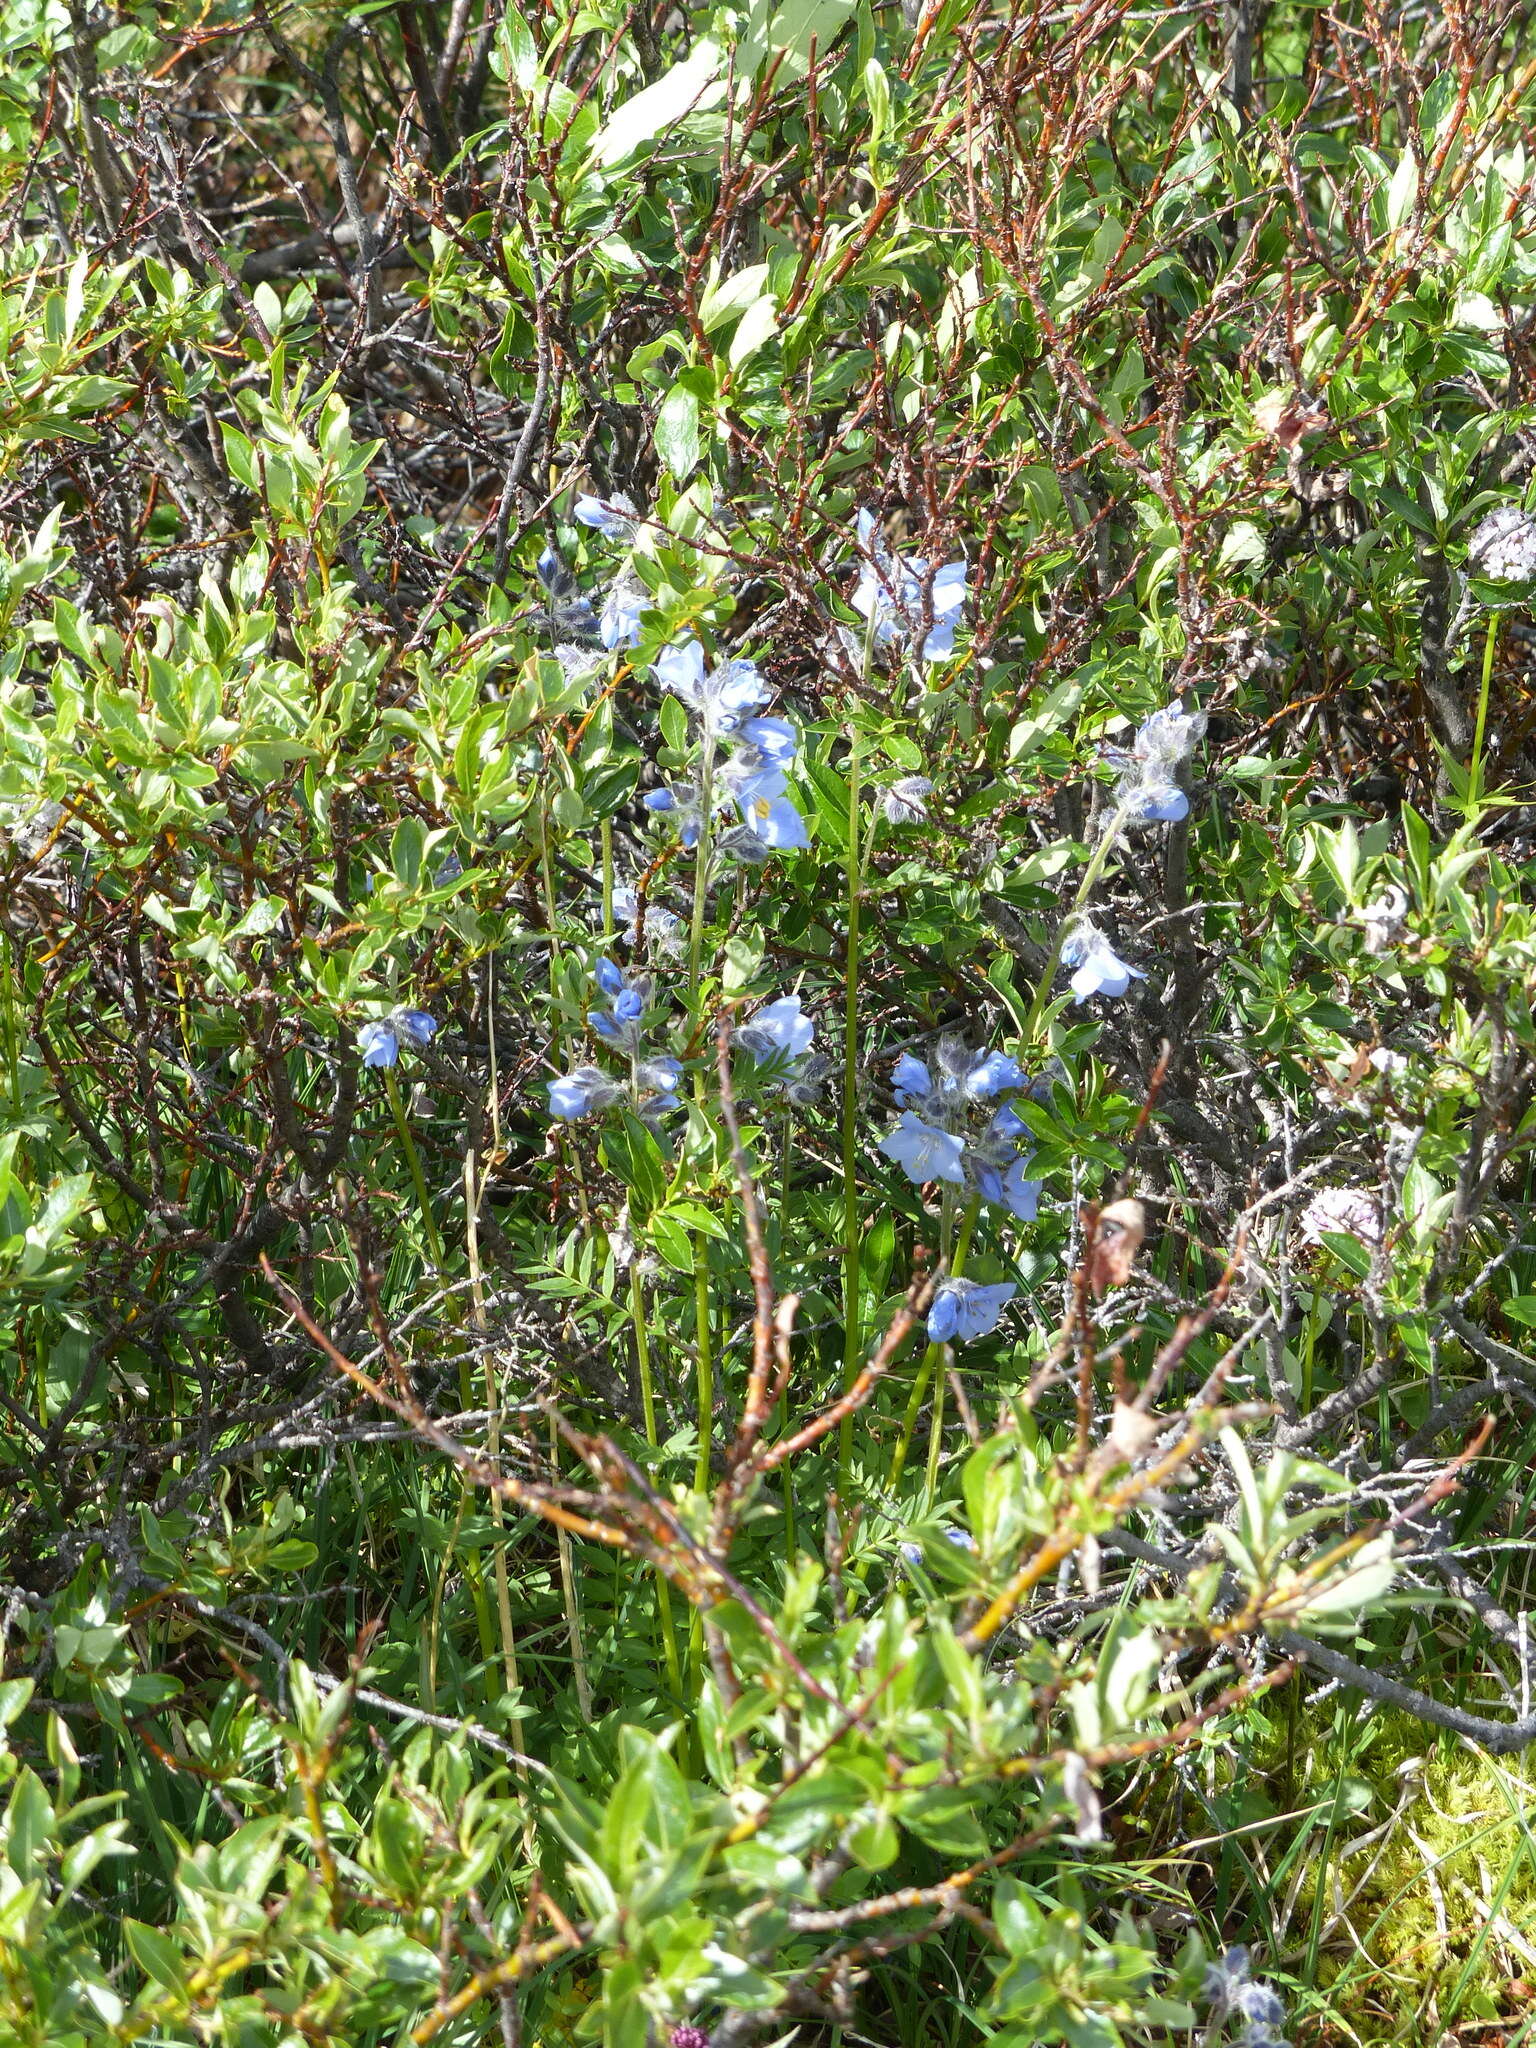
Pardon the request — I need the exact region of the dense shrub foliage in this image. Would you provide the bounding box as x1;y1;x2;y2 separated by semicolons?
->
2;1;1536;2042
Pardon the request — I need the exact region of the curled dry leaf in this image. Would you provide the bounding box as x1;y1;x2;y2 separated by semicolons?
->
1253;387;1329;450
1084;1198;1146;1296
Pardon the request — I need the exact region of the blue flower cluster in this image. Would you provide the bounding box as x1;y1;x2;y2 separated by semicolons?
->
548;959;680;1126
1202;1948;1288;2048
589;957;647;1050
644;641;809;857
878;1036;1042;1222
852;509;969;663
1102;701;1205;825
1050;700;1208;1008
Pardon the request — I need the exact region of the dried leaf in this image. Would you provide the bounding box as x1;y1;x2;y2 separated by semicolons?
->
1253;388;1328;450
1085;1198;1146;1296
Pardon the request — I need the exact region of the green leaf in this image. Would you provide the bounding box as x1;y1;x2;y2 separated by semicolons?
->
591;41;724;167
729;295;779;368
655;383;701;480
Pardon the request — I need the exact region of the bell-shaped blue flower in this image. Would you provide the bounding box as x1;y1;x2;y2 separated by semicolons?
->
927;1277;1016;1344
357;1008;437;1069
738;716;797;766
1063;925;1145;1003
635;1055;682;1120
1130;783;1188;823
878;1112;966;1186
601;577;646;650
892;1052;932;1104
573;492;637;541
738;787;810;849
736;996;815;1065
548;1066;625;1120
965;1049;1026;1100
1104;703;1204;822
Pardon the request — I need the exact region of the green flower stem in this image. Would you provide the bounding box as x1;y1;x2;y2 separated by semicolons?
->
775;1105;795;1257
693;1238;713;1496
601;816;615;939
688;735;717;998
837;724;865;1491
383;1069;446;1273
629;1265;684;1704
775;1106;799;1564
1467;611;1499;818
888;1196;979;1494
1018;794;1138;1047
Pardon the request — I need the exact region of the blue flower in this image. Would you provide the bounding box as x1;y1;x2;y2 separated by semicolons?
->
601;576;646;650
1203;1948;1289;2048
884;1040;1044;1218
644;784;706;848
892;1052;932;1104
719;752;787;812
736;995;815;1065
965;1049;1025;1100
878;1112;967;1186
719;721;811;849
1104;702;1205;823
996;1158;1042;1221
738;787;810;850
942;1528;977;1551
990;1103;1028;1143
738;716;797;766
1129;781;1188;823
635;1055;682;1120
971;1150;1042;1221
573;491;637;541
654;639;769;735
1062;925;1145;1002
927;1277;1016;1344
899;1541;924;1567
548;1066;625;1120
881;775;933;823
852;509;969;663
588;961;647;1048
357;1008;437;1068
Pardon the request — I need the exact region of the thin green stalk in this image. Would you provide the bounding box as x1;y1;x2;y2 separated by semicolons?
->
889;1197;979;1493
465;1146;536;1849
601;815;615;938
688;736;717;997
1467;610;1499;818
629;1266;684;1702
775;1105;795;1257
693;1240;713;1495
549;1409;594;1720
1018;794;1138;1047
775;1106;799;1564
924;1354;949;1502
383;1070;445;1271
837;725;865;1489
